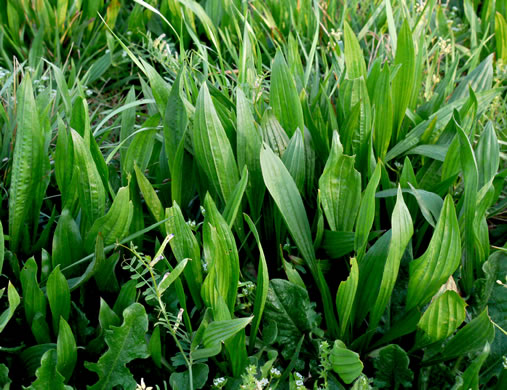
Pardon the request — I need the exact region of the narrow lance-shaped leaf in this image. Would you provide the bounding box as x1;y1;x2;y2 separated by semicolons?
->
193;83;239;206
84;186;134;252
457;123;479;294
406;195;461;310
319;131;361;232
236;87;264;216
370;187;413;331
47;266;71;335
71;129;106;226
392;20;415;140
9;74;42;252
0;282;20;333
57;317;77;382
244;214;269;353
336;258;359;339
354;162;381;260
261;145;338;335
270;50;305;137
166;203;203;309
343;21;367;80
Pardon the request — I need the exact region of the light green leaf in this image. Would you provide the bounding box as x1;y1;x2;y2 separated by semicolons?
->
56;317;77;382
193;83;239;206
244;214;269;353
336;258;359;339
52;209;84;270
9;74;43;252
84;186;134;252
47;266;70;335
202;317;253;348
329;339;363;384
343;21;367;80
0;282;20;333
406;195;461;310
416;290;466;346
270;50;304;137
370;187;413;331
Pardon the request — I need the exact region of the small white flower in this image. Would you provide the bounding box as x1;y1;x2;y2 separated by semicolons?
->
136;378;153;390
259;378;269;387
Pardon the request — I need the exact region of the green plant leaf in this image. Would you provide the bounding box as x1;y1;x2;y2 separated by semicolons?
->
319;131;361;232
416;290;467;347
406;195;461;310
372;344;413;389
9;74;43;252
329;339;363;384
47;266;70;335
157;257;188;297
369;187;413;331
354;162;381;260
84;186;134;252
270;50;304;137
336;258;359;339
392;20;415;140
169;363;209;390
428;309;495;363
193;83;239;206
372;66;393;159
31;349;72;390
166;202;203;309
454;343;490;390
261;144;337;334
71;129;106;227
202;194;239;312
343;21;367;79
0;281;20;333
236;87;264;216
202;317;253;348
263;279;318;358
134;164;164;223
244;214;269;353
56;317;77;382
52;209;84;270
85;303;149;390
20;258;47;327
475;121;499;189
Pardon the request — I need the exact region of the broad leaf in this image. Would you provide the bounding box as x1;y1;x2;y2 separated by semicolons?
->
31;349;71;390
372;344;413;389
86;303;149;390
329;339;363;384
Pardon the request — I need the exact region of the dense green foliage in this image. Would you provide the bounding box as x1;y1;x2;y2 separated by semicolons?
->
0;0;506;389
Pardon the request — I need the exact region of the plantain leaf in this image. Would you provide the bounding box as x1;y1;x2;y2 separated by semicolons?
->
406;195;461;310
372;66;393;159
475;121;499;189
84;186;134;252
202;194;239;312
0;282;20;333
427;309;495;363
343;21;367;80
56;317;77;382
416;290;467;347
85;303;149;390
354;163;381;260
202;317;253;348
270;50;304;137
282;129;306;194
457;123;479;293
9;74;43;252
166;203;203;309
454;343;490;390
261;144;338;334
261;110;289;158
329;339;363;384
71;129;106;227
134;164;164;223
193;83;239;206
236;87;264;216
244;214;269;353
319;131;361;232
47;266;71;335
52;209;84;270
370;187;413;331
392;20;415;140
336;258;359;340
